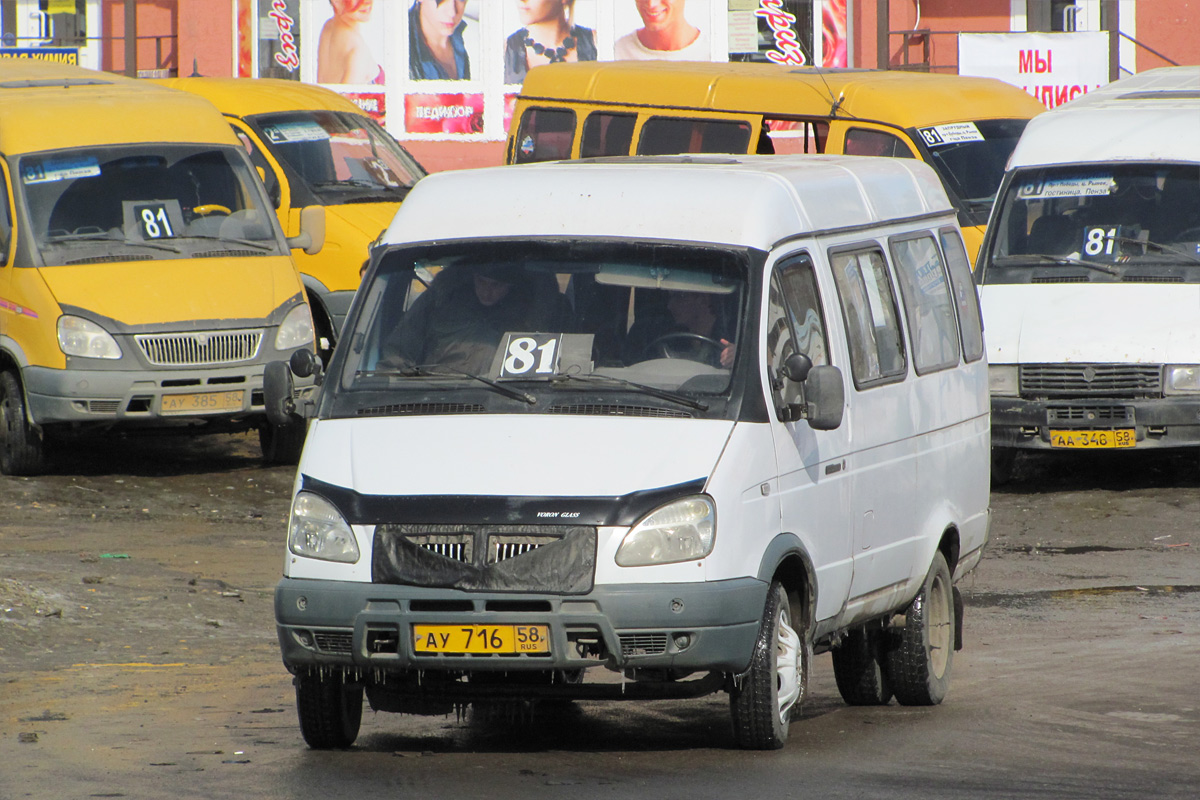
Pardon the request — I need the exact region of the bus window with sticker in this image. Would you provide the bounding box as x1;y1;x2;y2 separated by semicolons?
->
513;108;577;164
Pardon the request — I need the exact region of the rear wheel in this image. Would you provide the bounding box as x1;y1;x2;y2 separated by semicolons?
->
832;625;893;706
885;551;955;706
260;420;306;465
0;369;47;476
295;673;363;749
729;580;806;750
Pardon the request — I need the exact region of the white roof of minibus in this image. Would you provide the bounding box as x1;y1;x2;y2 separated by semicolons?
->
1009;66;1200;168
383;155;953;249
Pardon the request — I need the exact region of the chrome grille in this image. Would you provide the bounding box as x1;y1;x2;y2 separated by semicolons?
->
1020;364;1161;398
404;533;473;563
136;329;262;366
487;536;552;564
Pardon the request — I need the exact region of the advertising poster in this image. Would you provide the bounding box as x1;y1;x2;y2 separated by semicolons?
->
268;1;846;143
958;32;1109;108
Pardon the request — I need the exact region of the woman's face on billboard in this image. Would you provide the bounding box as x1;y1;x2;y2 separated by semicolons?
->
517;0;567;26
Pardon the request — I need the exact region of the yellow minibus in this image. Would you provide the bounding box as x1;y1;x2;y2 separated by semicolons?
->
508;62;1046;261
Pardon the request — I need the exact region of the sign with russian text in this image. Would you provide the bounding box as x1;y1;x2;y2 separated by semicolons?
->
957;32;1108;109
0;47;79;65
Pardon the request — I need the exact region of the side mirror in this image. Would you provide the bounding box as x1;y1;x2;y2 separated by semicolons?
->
289;348;323;380
287;205;326;255
804;365;845;431
263;360;296;426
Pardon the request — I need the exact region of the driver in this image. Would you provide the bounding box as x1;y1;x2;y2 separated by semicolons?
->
623;289;735;367
381;262;572;374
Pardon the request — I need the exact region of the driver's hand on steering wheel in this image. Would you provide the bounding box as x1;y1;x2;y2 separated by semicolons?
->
720;339;735;368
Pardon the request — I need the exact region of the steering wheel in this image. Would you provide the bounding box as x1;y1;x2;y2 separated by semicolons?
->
648;332;725;360
193;204;232;217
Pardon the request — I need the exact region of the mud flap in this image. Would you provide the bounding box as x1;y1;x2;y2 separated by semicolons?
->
953;586;964;651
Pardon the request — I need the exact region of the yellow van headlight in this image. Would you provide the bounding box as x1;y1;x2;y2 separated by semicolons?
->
1165;365;1200;394
287;492;359;563
275;304;315;351
57;315;122;359
616;496;715;567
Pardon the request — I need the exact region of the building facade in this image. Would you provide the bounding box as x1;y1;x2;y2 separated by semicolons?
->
0;1;1194;169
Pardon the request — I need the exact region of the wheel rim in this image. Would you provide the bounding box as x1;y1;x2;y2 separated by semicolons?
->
927;571;952;679
774;598;802;722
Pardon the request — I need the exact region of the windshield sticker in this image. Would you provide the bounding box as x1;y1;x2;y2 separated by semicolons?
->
1017;174;1115;199
917;122;985;147
261;121;331;144
21;156;101;185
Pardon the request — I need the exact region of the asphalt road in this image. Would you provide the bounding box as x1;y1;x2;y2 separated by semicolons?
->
1;435;1198;799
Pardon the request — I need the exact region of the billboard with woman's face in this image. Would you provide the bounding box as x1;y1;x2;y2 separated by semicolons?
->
236;0;847;141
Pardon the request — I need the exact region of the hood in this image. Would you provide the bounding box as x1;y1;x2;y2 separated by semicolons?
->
325;201;400;240
38;257;299;326
981;283;1200;363
301;415;735;499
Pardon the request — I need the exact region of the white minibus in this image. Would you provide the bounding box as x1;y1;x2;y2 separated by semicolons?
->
265;154;991;750
978;66;1200;480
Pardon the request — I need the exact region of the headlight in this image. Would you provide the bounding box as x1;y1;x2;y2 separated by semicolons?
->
57;315;121;359
1165;365;1200;394
616;496;715;567
287;492;359;563
989;364;1018;397
275;303;315;351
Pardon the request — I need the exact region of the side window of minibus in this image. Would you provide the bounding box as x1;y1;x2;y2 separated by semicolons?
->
580;112;636;158
637;117;752;156
0;167;11;265
513;108;577;164
766;254;829;414
763;119;829;155
890;233;960;375
844;128;916;159
938;227;985;362
829;248;907;387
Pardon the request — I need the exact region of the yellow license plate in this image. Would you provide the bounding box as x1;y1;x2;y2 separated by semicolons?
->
413;624;551;655
160;390;245;415
1049;429;1135;449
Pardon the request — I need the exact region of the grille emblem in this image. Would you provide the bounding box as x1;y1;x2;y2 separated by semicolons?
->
1081;366;1097;383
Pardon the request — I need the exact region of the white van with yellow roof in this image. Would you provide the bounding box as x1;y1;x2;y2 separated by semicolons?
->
0;61;318;474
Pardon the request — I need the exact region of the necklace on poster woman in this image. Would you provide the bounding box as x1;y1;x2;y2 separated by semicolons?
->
521;26;579;63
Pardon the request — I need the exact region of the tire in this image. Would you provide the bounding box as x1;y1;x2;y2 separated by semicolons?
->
260;420;306;465
832;625;893;706
295;673;363;749
0;369;47;476
729;580;807;750
885;551;955;706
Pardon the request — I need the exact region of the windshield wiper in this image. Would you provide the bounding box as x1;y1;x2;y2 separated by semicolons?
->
1110;235;1200;266
310;179;393;191
44;232;183;253
549;373;709;411
996;253;1120;275
358;365;537;405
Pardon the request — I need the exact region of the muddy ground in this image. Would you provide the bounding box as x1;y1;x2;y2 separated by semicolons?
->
1;435;1198;799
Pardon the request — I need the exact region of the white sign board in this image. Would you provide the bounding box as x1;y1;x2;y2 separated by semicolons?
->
958;32;1109;109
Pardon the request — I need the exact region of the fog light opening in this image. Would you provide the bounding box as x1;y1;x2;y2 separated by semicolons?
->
672;633;693;651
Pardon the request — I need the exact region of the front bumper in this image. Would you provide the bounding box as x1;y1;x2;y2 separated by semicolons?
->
274;576;767;675
991;396;1200;450
23;364;313;428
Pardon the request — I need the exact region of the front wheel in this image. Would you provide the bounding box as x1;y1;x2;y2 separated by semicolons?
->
885;551;955;706
260;420;306;465
729;580;807;750
0;369;47;476
295;673;363;749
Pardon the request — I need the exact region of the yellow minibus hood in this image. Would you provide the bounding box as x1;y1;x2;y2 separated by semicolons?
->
37;257;302;325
